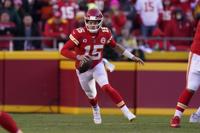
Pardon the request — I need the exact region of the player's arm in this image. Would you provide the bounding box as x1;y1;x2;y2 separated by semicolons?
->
60;40;77;60
105;27;144;65
113;43;144;65
61;29;90;61
61;40;90;62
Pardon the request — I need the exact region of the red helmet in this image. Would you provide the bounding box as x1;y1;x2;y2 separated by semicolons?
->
84;8;103;33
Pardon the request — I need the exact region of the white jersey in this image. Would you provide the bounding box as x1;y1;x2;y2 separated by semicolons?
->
186;52;200;91
135;0;163;26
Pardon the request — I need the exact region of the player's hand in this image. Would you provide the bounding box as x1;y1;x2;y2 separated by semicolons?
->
76;55;90;61
132;56;144;65
77;55;91;66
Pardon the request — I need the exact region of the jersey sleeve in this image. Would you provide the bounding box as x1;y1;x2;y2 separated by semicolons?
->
60;40;77;60
106;29;117;47
69;28;81;46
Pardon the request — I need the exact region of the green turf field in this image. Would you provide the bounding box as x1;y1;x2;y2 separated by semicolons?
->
0;114;199;133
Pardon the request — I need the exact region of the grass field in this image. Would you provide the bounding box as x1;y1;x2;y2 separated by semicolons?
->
0;113;199;133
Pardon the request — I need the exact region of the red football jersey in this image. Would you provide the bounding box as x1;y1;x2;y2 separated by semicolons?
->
191;21;200;55
58;1;78;20
69;27;116;68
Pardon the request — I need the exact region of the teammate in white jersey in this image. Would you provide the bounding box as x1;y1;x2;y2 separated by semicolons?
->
135;0;163;36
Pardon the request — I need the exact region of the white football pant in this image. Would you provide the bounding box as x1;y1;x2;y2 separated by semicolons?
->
187;52;200;91
76;61;109;99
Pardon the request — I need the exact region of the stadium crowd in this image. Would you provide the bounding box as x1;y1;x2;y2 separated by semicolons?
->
0;0;199;59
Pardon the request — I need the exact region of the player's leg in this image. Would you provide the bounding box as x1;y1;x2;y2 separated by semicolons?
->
93;62;136;121
189;106;200;123
0;111;23;133
171;53;200;127
76;70;102;124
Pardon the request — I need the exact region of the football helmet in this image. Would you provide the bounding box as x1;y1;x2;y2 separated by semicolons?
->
84;8;103;33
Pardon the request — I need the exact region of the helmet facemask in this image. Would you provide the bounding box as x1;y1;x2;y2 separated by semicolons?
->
85;17;103;33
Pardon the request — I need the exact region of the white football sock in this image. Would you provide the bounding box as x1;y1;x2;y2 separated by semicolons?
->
121;105;130;113
174;110;183;118
120;105;136;120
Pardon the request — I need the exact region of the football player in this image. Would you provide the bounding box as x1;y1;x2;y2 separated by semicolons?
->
170;21;200;128
61;8;144;124
0;111;23;133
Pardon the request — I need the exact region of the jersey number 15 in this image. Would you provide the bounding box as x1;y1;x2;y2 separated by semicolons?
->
84;45;104;60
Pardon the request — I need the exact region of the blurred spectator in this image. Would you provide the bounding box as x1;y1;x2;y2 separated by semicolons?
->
14;0;26;20
74;10;85;27
14;14;41;50
21;0;30;13
171;0;193;13
78;0;88;11
0;11;16;50
94;0;104;11
135;0;163;37
0;0;198;52
102;11;112;28
58;0;79;32
121;30;138;52
164;8;194;51
43;11;69;48
29;0;52;28
37;0;59;32
172;0;195;22
193;0;200;21
110;0;120;10
160;0;176;31
120;25;145;60
125;1;138;33
87;0;97;9
86;0;110;11
0;0;21;29
111;9;127;40
147;27;171;51
40;1;53;21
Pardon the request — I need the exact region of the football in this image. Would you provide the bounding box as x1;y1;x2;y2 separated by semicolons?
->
78;56;93;73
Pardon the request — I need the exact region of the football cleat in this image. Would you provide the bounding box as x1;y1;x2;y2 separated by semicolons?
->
92;106;102;124
170;116;180;128
189;113;200;123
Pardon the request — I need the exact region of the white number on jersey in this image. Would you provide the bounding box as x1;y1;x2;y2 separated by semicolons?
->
144;1;154;12
76;28;85;33
101;27;109;33
84;45;104;60
61;6;75;19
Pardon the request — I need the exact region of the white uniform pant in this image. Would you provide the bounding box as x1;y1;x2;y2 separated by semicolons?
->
76;61;109;99
187;52;200;91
